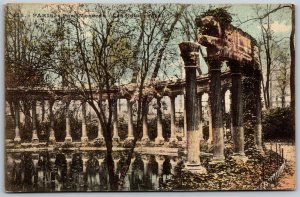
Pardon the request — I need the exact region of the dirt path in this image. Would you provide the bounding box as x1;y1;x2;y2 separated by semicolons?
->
265;143;296;190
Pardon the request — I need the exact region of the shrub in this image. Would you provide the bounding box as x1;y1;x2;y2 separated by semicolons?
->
262;107;295;142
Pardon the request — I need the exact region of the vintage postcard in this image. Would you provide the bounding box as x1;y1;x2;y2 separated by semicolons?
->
4;3;295;192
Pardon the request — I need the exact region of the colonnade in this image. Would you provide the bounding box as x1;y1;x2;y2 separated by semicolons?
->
179;41;263;172
10;81;262;152
9;95;193;145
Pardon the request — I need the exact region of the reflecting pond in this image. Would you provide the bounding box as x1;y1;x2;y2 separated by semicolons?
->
5;151;184;192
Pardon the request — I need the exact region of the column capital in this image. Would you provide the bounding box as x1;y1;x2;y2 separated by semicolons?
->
179;41;201;66
197;92;204;98
228;60;243;74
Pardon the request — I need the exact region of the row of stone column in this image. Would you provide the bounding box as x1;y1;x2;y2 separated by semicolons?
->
11;96;181;145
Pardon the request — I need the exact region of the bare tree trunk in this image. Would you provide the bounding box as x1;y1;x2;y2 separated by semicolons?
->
290;5;295;110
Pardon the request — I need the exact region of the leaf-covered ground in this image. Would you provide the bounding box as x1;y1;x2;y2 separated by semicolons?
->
161;147;284;191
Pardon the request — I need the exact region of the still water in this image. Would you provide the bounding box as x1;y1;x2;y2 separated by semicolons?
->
6;151;183;192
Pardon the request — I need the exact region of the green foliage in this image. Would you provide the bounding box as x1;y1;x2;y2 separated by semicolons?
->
262;107;295;142
201;7;232;27
242;75;258;148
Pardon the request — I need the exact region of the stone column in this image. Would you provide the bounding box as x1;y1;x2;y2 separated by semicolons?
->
96;118;104;140
31;100;39;144
64;101;72;143
126;99;134;141
81;101;88;145
229;62;247;162
221;89;227;141
197;93;204;141
155;97;165;145
207;102;213;144
183;97;187;143
179;41;206;173
112;99;120;141
13;100;21;143
141;106;150;143
48;99;56;144
169;95;178;144
254;70;263;152
207;58;225;163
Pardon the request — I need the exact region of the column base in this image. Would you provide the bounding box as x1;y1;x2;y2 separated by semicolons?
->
155;137;165;145
168;137;178;147
14;136;21;143
256;146;265;156
48;136;56;144
209;156;225;164
31;136;39;145
94;137;105;147
169;137;178;143
184;162;207;174
232;154;248;164
112;136;120;142
141;137;150;145
112;137;120;146
207;138;213;144
81;136;89;145
64;136;73;143
125;136;134;141
123;137;134;148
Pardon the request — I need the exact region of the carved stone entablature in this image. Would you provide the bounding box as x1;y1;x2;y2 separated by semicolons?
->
179;42;201;66
196;15;260;67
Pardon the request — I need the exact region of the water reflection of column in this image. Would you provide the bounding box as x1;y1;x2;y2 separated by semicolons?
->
141;155;150;176
65;101;72;143
126;99;134;141
13;158;23;183
97;158;104;186
170;157;179;176
169;95;178;144
50;155;56;187
81;101;89;145
113;157;120;174
31;100;39;144
66;155;72;175
82;155;88;174
155;97;164;145
32;154;39;185
13;100;21;143
128;157;136;173
155;155;165;176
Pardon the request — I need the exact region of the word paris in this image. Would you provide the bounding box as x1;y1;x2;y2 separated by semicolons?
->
5;3;295;192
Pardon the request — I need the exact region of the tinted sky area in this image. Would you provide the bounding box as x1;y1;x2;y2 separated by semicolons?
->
8;4;292;81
